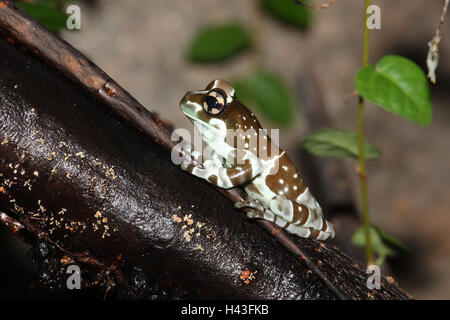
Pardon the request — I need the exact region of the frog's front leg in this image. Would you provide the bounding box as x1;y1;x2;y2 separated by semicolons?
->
181;151;262;189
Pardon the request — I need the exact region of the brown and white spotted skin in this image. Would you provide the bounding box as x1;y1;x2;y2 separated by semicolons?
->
179;79;335;240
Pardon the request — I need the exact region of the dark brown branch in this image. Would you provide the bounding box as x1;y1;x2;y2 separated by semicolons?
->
0;0;409;299
0;0;346;298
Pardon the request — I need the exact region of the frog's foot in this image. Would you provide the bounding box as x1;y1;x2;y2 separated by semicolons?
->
234;201;248;209
234;201;258;219
234;199;273;220
180;159;196;172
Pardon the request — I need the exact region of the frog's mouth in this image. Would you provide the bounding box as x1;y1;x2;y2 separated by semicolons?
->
180;100;220;131
184;112;224;139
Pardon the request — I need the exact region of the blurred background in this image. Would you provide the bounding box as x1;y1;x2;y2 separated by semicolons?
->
1;0;449;299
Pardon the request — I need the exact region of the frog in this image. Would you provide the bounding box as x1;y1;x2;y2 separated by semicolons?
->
179;79;335;240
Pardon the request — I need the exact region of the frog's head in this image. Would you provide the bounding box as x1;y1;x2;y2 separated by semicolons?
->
180;79;262;145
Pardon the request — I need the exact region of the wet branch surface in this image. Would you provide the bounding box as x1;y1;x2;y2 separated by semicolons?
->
0;0;410;299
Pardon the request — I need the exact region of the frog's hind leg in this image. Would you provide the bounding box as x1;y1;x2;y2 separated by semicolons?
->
284;224;334;240
235;199;332;239
269;195;335;240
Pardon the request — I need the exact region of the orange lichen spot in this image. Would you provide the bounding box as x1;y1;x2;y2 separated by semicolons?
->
194;244;204;251
183;214;193;225
0;2;7;9
271;226;282;235
196;222;204;228
241;270;252;280
0;187;5;194
60;255;74;265
75;151;86;158
172;214;182;223
102;217;108;223
102;82;118;97
183;228;195;242
240;270;256;284
240;270;251;280
386;276;395;285
106;87;117;96
117;253;122;261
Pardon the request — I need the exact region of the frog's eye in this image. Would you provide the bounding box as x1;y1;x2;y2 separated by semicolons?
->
203;90;226;115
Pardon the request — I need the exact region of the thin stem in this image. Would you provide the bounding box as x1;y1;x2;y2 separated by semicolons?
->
435;0;449;41
362;0;370;66
358;98;373;265
359;0;374;266
251;0;263;68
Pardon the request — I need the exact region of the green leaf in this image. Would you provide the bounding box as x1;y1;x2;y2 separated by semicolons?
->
301;129;381;160
352;225;408;265
232;69;295;125
187;23;252;62
374;225;409;253
16;1;69;31
27;0;73;8
231;80;256;108
260;0;311;30
355;55;432;126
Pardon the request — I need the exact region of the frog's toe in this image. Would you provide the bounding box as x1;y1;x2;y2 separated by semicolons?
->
180;160;193;171
234;201;246;208
246;210;258;219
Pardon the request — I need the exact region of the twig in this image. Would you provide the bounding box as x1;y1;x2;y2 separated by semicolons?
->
0;210;25;235
358;0;374;266
293;0;336;10
0;0;347;299
427;0;449;83
435;0;449;42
